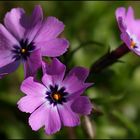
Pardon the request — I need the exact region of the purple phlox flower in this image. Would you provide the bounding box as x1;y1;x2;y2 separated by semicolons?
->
0;5;69;78
116;6;140;55
17;58;93;135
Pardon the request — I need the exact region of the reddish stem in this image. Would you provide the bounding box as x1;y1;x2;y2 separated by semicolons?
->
90;43;130;74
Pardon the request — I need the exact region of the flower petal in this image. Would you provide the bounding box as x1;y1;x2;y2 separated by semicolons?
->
0;24;19;48
0;51;14;68
120;32;131;48
37;38;69;57
62;75;82;93
17;95;45;113
43;58;66;76
24;5;43;43
42;58;66;86
115;7;126;20
44;105;61;135
42;74;54;88
0;24;19;67
126;6;134;22
34;16;65;43
41;61;53;88
20;77;47;96
29;103;48;131
66;67;89;81
115;7;126;32
125;7;138;34
0;60;20;78
58;102;80;127
67;83;93;101
23;49;42;78
62;74;91;94
126;7;140;39
4;8;25;40
71;96;92;115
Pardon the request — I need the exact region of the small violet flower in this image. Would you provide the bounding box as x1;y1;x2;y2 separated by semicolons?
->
0;5;69;78
17;58;92;135
116;6;140;55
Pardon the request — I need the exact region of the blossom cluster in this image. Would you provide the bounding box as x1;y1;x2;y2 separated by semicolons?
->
0;4;139;136
0;5;93;135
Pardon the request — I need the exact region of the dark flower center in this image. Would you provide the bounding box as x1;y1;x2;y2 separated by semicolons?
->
12;39;35;61
46;85;68;106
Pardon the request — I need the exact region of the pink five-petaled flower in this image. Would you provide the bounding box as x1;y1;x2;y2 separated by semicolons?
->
0;5;69;78
17;58;93;135
116;6;140;56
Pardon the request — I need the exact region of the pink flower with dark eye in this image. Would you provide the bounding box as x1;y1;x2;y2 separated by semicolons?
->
0;5;69;78
116;6;140;55
17;58;92;135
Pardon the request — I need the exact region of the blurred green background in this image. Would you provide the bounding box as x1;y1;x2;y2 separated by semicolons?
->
0;1;140;139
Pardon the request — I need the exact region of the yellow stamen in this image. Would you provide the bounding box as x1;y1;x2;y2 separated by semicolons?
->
53;93;61;101
21;48;26;53
130;40;136;49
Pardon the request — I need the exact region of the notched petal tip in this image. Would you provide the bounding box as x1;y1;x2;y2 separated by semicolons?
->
115;7;126;18
127;6;134;16
34;5;42;10
63;38;69;49
128;6;133;11
4;7;25;18
40;38;69;57
85;82;94;88
71;96;93;115
17;99;31;113
115;7;128;32
28;103;52;132
67;66;90;82
4;7;25;40
32;5;43;20
47;16;65;29
44;128;60;135
20;77;34;93
44;57;66;76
